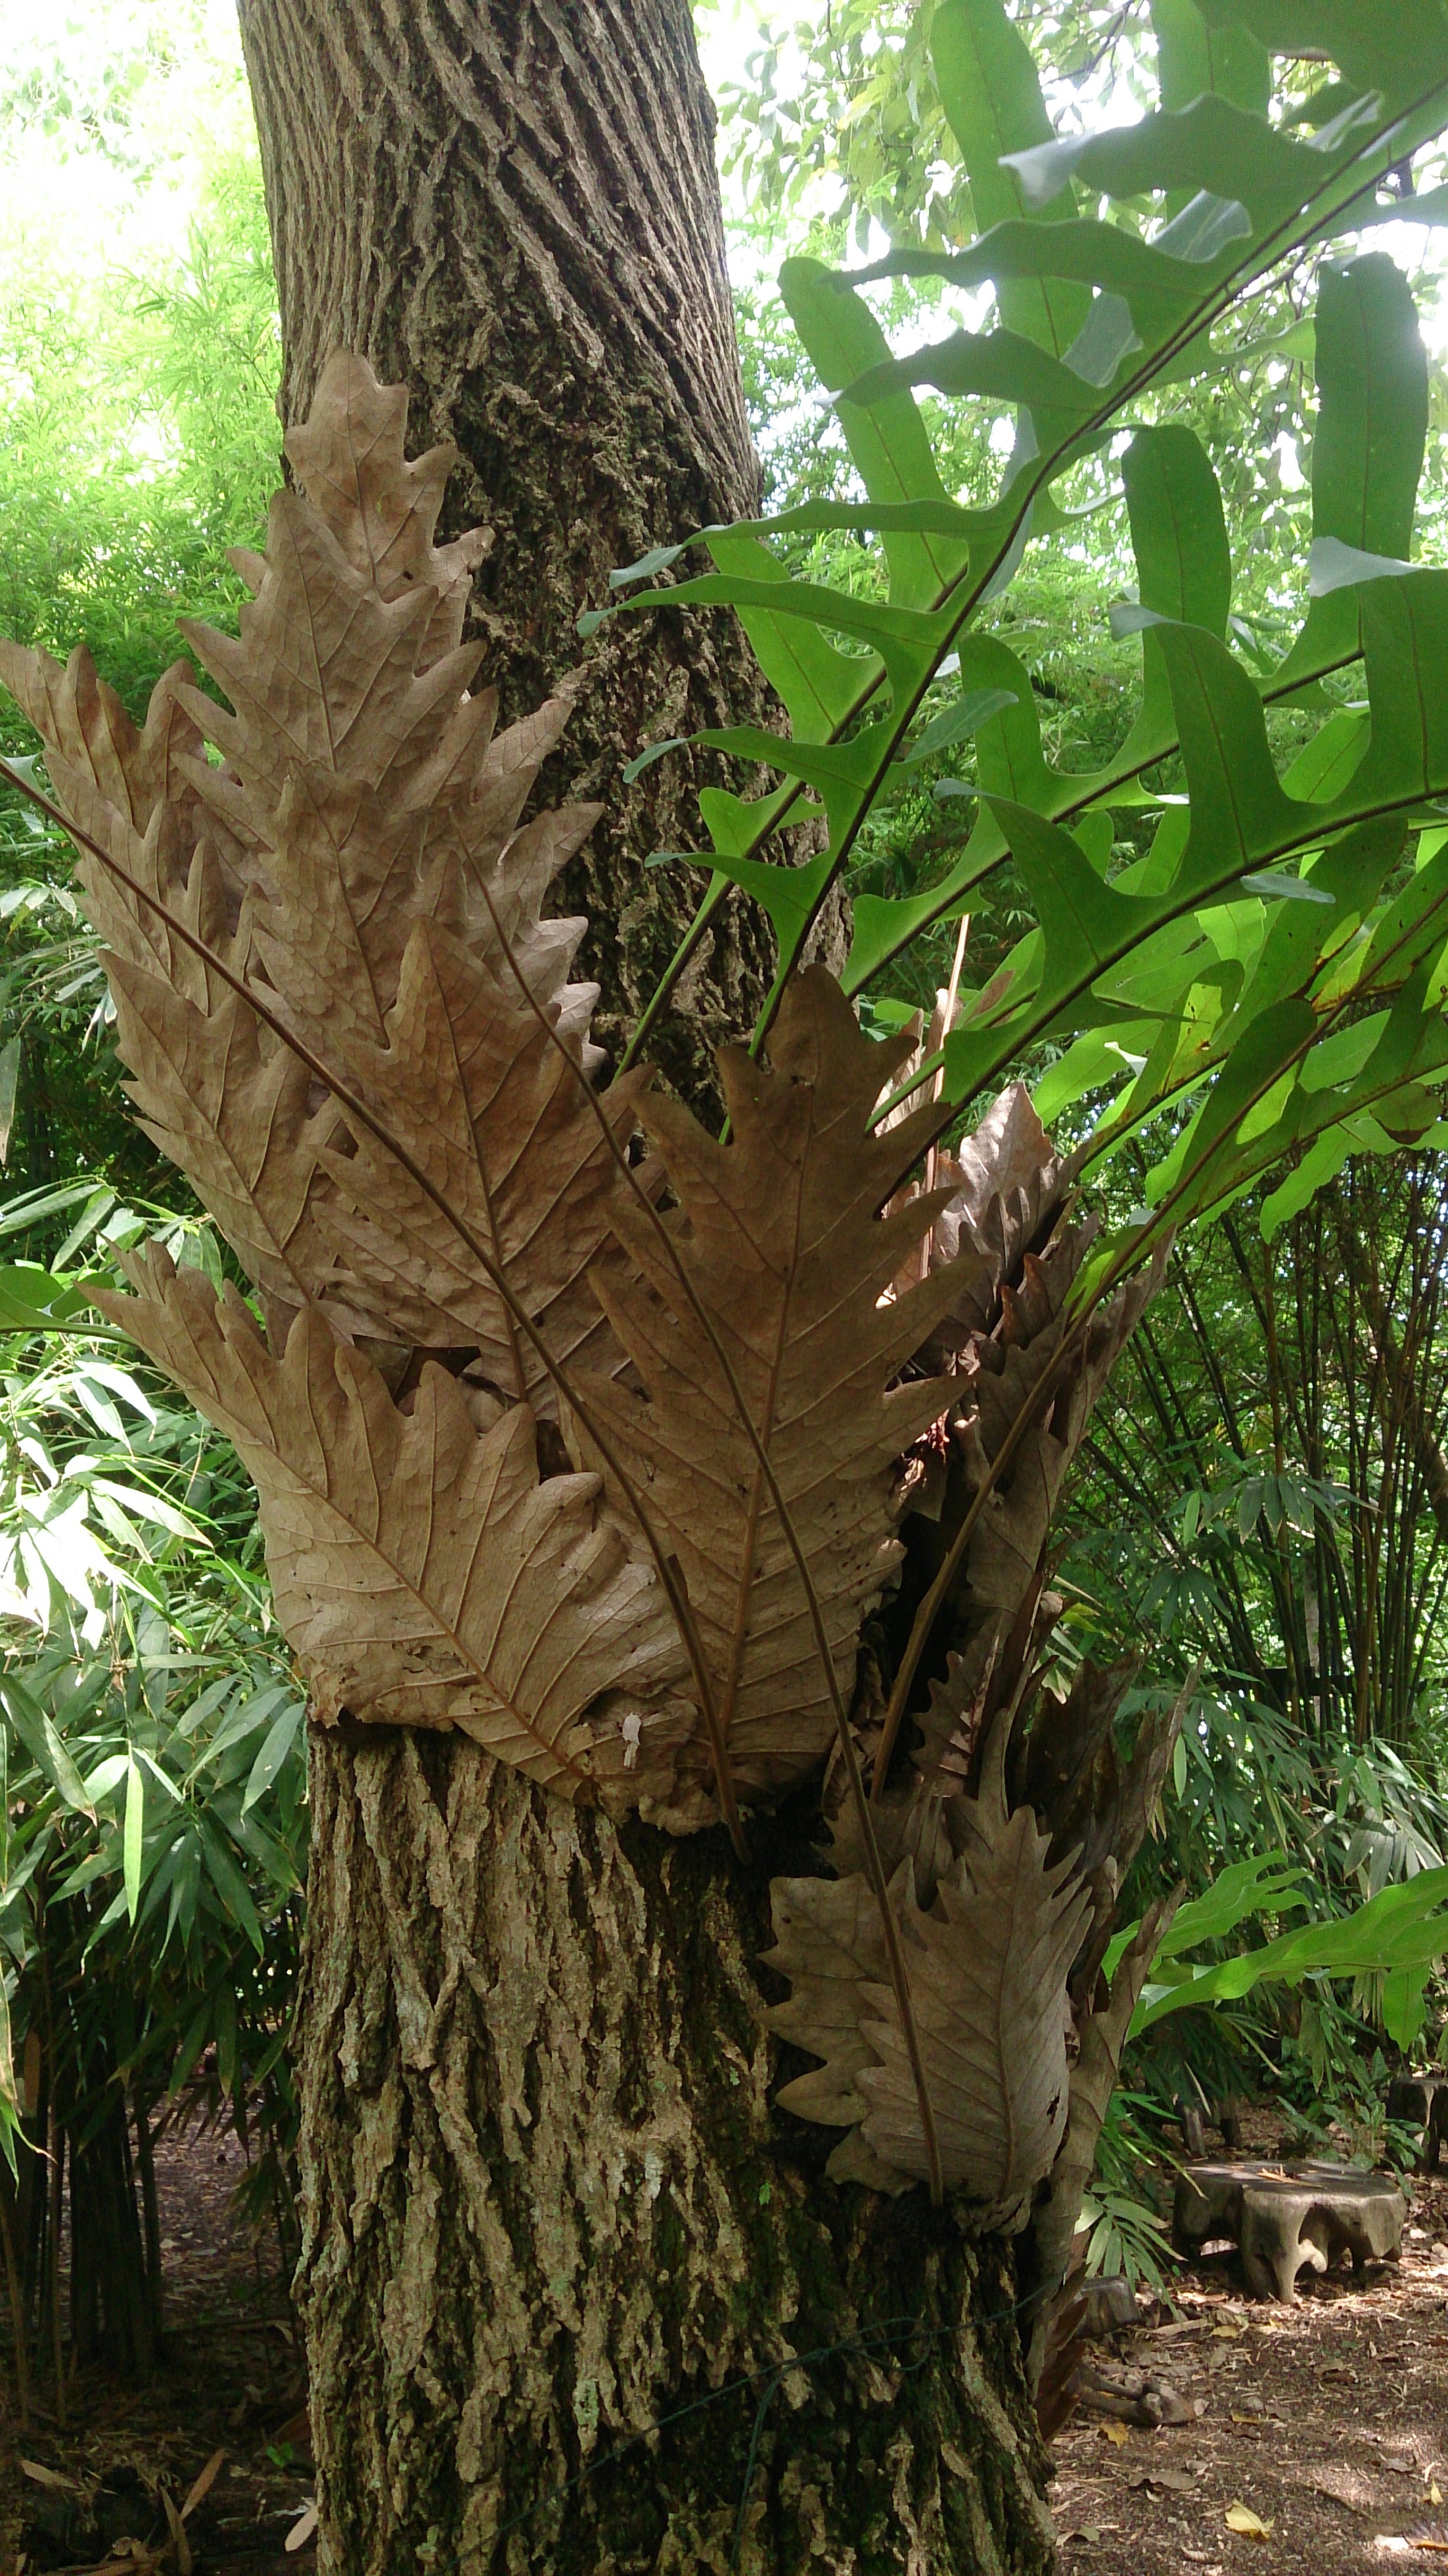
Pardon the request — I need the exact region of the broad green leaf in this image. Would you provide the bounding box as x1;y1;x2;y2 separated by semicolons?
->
1152;0;1271;116
1125;428;1231;635
779;257;967;608
1328;572;1448;822
1002;92;1376;231
1383;1966;1430;2052
1131;1862;1448;2034
848;217;1238;348
704;530;865;740
1115;427;1233;766
0;1265;97;1333
1104;1850;1305;1983
608;569;949;703
932;0;1091;356
1194;0;1448;106
1277;255;1429;682
841;326;1103;451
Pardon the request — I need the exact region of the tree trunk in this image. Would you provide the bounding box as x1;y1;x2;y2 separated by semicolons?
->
236;10;1052;2568
236;0;777;1107
300;1734;1054;2574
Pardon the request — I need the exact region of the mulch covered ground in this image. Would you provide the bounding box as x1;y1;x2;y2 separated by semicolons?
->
6;2108;1448;2572
5;2126;313;2574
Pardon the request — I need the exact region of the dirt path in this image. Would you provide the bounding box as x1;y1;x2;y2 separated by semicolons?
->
1052;2167;1448;2575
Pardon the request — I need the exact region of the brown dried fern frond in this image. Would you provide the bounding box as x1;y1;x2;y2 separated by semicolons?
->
765;1732;1092;2207
97;1249;697;1814
0;353;640;1400
579;969;968;1801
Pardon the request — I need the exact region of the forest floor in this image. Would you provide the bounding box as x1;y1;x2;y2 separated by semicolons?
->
5;2125;313;2575
4;2113;1446;2574
1053;2113;1448;2576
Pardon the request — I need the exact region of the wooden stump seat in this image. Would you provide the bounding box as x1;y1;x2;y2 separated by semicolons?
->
1171;2160;1406;2303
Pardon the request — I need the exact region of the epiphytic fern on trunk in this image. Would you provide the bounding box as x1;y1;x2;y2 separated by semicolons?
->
1;352;1171;2251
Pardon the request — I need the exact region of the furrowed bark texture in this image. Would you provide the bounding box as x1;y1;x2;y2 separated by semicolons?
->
235;0;779;1105
299;1734;1056;2575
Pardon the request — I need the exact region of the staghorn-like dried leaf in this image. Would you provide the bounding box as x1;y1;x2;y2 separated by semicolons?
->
888;1080;1070;1366
95;1248;692;1804
106;965;350;1328
766;1755;1092;2204
1;356;639;1402
581;968;966;1799
1024;1891;1182;2389
0;640;207;853
272;793;645;1399
1010;1657;1139;1877
282;351;492;663
857;1780;1093;2209
947;1242;1164;1640
762;1866;900;2133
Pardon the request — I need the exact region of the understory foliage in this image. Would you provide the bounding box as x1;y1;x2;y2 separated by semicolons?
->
0;1299;303;2399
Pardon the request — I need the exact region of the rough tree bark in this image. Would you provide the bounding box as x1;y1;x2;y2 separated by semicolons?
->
237;0;775;1105
235;8;1054;2568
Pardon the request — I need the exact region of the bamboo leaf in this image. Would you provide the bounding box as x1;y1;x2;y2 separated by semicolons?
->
124;1753;144;1923
0;1676;92;1812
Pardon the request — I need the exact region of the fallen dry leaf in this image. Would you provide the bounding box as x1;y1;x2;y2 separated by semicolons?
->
1129;2467;1197;2493
1294;2463;1378;2514
181;2448;226;2519
285;2501;319;2554
1225;2501;1274;2537
20;2458;87;2494
162;2490;193;2576
1100;2420;1130;2447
